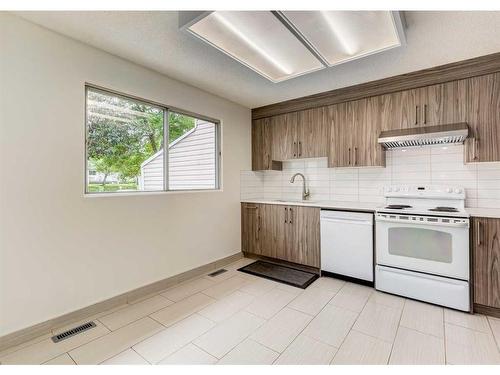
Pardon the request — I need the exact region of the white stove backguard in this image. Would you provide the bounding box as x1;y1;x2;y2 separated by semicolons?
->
382;185;466;211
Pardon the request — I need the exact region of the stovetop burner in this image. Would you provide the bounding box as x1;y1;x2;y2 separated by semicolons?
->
385;204;413;209
428;206;459;213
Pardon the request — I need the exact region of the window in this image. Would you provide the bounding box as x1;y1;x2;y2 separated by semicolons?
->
85;86;220;194
168;112;218;190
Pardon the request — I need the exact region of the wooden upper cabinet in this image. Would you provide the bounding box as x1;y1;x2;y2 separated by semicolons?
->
270;109;329;161
392;88;420;129
252;118;272;171
465;72;500;163
296;107;329;158
383;81;467;130
473;217;500;309
360;96;386;167
378;92;397;131
271;113;297;161
419;80;467;126
252;72;498;167
328;99;385;168
328;102;352;167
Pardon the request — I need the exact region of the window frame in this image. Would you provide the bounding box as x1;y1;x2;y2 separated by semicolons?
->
84;84;221;195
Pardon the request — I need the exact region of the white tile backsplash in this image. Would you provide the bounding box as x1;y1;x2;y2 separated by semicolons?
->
241;144;500;208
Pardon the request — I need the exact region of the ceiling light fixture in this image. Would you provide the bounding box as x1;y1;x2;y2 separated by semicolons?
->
211;12;293;75
320;11;359;56
180;11;406;83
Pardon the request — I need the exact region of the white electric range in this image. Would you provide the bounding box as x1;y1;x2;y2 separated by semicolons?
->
375;185;470;311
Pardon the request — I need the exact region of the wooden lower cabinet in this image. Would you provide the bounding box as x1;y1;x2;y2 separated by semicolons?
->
288;206;320;267
473;217;500;314
241;203;261;255
241;203;320;268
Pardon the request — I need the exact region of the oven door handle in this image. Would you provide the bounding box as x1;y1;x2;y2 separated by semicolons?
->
375;216;469;228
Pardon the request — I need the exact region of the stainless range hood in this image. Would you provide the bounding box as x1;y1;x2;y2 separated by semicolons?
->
378;123;469;149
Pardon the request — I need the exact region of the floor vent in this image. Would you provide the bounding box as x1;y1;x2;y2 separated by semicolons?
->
51;321;96;343
207;269;227;277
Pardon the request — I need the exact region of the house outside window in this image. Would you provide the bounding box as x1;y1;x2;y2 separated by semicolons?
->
85;86;220;194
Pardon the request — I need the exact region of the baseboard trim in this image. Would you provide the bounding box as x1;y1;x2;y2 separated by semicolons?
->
0;252;243;352
473;303;500;319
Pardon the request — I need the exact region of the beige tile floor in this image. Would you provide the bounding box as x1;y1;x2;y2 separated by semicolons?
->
2;257;500;365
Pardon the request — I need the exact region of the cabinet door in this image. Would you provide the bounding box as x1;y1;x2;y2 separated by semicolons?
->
419;80;467;126
352;98;385;167
297;107;329;158
379;92;398;131
260;204;287;260
328;102;353;167
241;203;261;255
391;89;420;129
466;73;500;162
288;206;320;267
271;113;297;161
252;118;272;171
473;217;500;308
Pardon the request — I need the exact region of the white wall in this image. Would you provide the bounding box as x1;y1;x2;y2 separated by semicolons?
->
0;13;251;337
241;145;500;209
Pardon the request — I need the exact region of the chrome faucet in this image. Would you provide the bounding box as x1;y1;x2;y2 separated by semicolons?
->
290;173;310;200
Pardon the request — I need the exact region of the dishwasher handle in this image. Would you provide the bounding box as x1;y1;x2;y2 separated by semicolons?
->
321;217;373;225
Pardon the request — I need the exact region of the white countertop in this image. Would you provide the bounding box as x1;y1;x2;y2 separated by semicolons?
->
464;208;500;219
241;199;500;218
241;199;378;213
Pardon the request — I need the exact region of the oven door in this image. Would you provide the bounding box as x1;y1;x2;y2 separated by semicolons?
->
375;213;469;280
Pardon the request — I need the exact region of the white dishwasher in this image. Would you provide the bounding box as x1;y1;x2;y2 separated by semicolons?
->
320;210;374;282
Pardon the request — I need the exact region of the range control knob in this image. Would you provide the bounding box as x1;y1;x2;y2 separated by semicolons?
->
394;187;400;192
387;187;392;192
446;187;452;193
454;188;462;194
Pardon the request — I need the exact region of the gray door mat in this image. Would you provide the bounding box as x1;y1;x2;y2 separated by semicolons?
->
238;260;318;289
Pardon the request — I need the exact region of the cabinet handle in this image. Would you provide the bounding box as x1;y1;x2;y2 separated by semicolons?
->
284;207;288;223
258;215;261;232
245;205;258;209
423;104;427;124
348;147;351;166
476;220;482;246
415;105;419;125
354;147;358;166
299;141;302;157
289;207;293;224
473;138;479;161
293;142;297;158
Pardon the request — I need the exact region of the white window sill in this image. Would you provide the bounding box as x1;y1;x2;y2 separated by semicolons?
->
83;189;223;198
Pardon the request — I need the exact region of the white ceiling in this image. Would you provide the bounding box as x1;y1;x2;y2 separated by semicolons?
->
14;11;500;109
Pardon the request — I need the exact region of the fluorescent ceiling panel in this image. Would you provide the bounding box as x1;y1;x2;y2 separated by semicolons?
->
186;11;324;82
281;11;403;66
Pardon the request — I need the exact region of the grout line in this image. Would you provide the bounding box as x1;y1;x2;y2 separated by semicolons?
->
131;346;152;364
190;341;220;362
270;281;346;363
386;298;406;365
443;312;448;364
329;286;374;364
67;351;78;365
486;318;500;354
